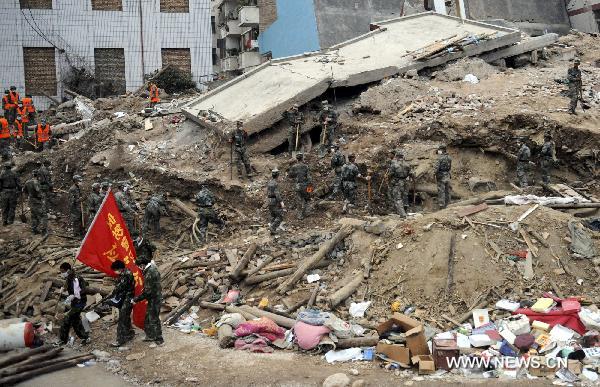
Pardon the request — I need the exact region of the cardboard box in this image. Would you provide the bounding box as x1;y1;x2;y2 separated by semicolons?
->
432;338;459;370
528;356;557;377
376;342;410;365
412;355;436;375
567;360;582;375
376;313;430;357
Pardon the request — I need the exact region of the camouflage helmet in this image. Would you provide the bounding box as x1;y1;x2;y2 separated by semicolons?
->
574;58;581;64
348;153;356;161
296;152;304;161
73;174;82;182
395;149;404;158
438;144;447;151
33;169;40;176
271;168;279;178
544;131;552;140
92;182;101;190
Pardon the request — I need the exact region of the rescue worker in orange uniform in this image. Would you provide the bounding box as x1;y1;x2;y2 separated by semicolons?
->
13;116;24;149
21;95;36;123
8;87;20;124
0;115;10;160
36;119;51;151
149;83;160;107
2;91;16;124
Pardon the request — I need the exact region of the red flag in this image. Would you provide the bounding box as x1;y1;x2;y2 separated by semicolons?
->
76;189;147;329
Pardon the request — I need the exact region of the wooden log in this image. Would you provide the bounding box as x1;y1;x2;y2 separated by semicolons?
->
527;228;549;248
172;199;197;219
448;190;513;208
236;305;295;329
336;335;380;349
0;346;53;369
547;203;600;209
0;354;94;385
230;243;258;281
415;184;462;199
225;305;258;321
165;287;207;325
285;295;311;314
327;272;363;309
198;301;225;311
307;283;320;309
245;268;294;285
0;348;66;376
278;226;352;294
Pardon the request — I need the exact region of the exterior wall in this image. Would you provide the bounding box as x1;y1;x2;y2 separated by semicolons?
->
0;0;211;110
567;0;600;33
313;0;406;49
258;0;320;58
465;0;570;27
258;0;276;33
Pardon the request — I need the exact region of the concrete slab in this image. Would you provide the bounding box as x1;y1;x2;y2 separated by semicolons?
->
479;33;559;63
183;12;519;141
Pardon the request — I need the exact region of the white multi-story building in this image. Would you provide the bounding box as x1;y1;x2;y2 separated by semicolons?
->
0;0;212;110
212;0;261;77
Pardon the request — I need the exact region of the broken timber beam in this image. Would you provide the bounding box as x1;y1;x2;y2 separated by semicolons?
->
277;226;353;294
327;272;363;309
230;243;258;281
172;199;197;219
336;335;380;349
236;305;295;329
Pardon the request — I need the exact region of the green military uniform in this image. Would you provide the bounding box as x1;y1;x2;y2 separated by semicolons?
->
341;160;359;211
330;148;345;198
319;104;339;148
435;147;452;209
516;142;531;188
288;155;311;219
24;172;48;234
38;161;53;205
231;125;254;178
266;171;283;235
540;136;556;185
59;271;90;344
195;187;224;244
0;163;19;225
86;184;102;225
68;178;84;237
388;151;411;217
134;262;163;345
135;237;157;263
567;61;582;114
143;194;168;235
109;268;135;346
283;107;304;155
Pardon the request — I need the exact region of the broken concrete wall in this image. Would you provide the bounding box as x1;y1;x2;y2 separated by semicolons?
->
313;0;421;48
465;0;571;35
566;0;600;34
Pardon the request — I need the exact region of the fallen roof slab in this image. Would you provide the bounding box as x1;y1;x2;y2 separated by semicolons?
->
183;12;519;138
480;33;559;63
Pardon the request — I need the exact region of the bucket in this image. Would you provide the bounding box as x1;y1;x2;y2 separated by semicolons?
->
0;322;35;351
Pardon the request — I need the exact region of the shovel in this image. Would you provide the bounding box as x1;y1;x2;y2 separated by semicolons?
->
19;194;27;223
291;123;300;159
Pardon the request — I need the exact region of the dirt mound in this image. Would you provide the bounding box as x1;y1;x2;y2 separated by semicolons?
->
435;57;499;82
354;78;431;115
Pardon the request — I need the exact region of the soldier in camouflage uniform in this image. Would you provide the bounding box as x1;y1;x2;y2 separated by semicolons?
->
0;162;19;225
341;154;369;213
230;121;255;179
329;143;345;199
133;253;164;347
283;104;304;156
108;260;135;347
194;186;224;244
319;100;339;148
135;235;157;263
266;169;284;235
68;175;84;237
143;194;169;235
24;169;48;234
114;182;136;237
435;145;452;209
388;150;411;217
86;183;102;226
540;132;557;185
287;153;311;219
516;138;531;188
568;58;582;115
38;159;53;205
100;181;111;196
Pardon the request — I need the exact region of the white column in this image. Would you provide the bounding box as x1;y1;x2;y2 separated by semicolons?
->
433;0;447;15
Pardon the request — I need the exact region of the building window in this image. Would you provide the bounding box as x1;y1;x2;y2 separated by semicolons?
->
161;48;192;74
19;0;52;9
211;16;216;34
94;48;126;95
91;0;123;11
212;48;218;66
23;47;57;95
160;0;189;13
